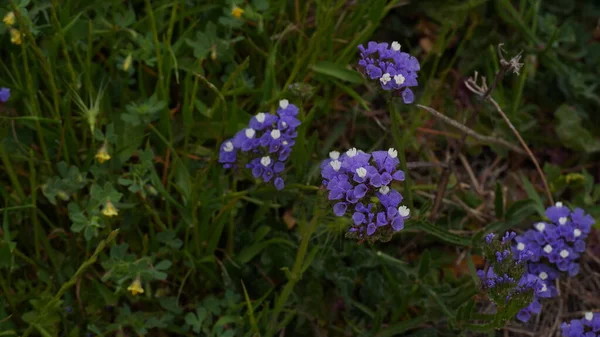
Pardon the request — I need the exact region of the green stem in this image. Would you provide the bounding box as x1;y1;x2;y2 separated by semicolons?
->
266;210;322;336
21;230;119;337
389;101;414;209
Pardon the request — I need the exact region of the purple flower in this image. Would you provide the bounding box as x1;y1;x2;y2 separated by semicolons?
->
218;139;237;168
357;41;420;104
219;100;301;190
0;87;10;102
562;313;600;337
321;147;410;238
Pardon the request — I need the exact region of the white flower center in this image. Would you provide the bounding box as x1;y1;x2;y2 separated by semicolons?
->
394;74;405;85
245;128;256;138
346;148;357;157
223;141;234;152
540;284;547;292
356;167;367;178
539;272;548;280
585;312;594;321
555;201;563;207
329;151;340;160
574;229;582;237
517;242;525;251
380;73;391;85
281;121;287;127
391;41;401;51
270;129;281;139
260;156;271;167
535;222;546;232
330;160;341;171
543;244;553;254
398;205;410;217
558;217;567;225
282;140;289;146
560;249;569;258
279;99;289;109
255;112;266;123
387;148;398;158
379;186;390;195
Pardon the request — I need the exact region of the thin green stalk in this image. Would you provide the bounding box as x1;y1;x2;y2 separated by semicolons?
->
28;150;41;259
266;210;322;336
0;148;25;202
21;230;119;337
389;101;414;209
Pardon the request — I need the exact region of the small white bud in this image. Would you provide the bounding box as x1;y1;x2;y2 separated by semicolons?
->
398;205;410;217
574;229;582;238
330;160;341;171
279;99;289;109
260;156;271;167
541;284;547;292
393;74;405;85
585;312;594;321
380;73;391;85
387;148;398;158
379;186;390;195
329;151;340;160
356;167;367;178
282;140;289;146
555;201;563;207
346;148;357;157
539;272;548;280
560;249;569;258
270;129;281;139
558;217;567;225
245;128;256;138
255;112;266;123
543;244;553;254
535;222;546;232
281;121;288;128
517;242;525;251
223;141;234;152
391;41;401;51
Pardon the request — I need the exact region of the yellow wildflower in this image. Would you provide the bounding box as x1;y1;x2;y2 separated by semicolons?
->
95;144;111;163
3;11;15;26
127;277;144;296
10;28;21;45
102;200;119;217
231;6;244;18
123;53;133;71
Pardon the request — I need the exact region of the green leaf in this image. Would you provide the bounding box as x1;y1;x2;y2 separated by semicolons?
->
520;174;545;217
494;182;504;219
418;249;431;279
375;316;427;337
311;61;363;84
555;104;600;153
409;220;471;246
236;238;294;264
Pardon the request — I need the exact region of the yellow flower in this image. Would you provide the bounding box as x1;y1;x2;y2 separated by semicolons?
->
3;11;15;26
102;200;119;217
10;28;21;45
127;278;144;296
231;6;244;18
95;144;111;163
123;53;133;71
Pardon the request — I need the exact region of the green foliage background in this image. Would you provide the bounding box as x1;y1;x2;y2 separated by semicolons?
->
1;0;599;336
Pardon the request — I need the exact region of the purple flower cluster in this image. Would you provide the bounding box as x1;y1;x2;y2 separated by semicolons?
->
218;99;301;190
513;203;595;322
514;202;594;277
561;312;600;337
478;231;558;323
357;41;420;104
320;147;409;237
0;87;10;102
